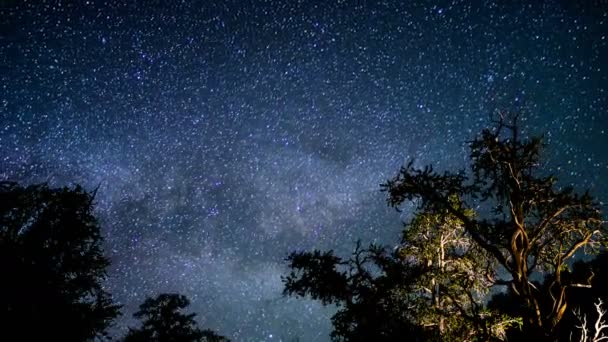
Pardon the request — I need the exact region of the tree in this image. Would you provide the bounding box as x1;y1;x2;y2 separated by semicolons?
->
124;293;229;342
283;206;518;341
283;113;605;340
0;182;120;341
382;113;606;338
284;242;426;341
396;203;520;341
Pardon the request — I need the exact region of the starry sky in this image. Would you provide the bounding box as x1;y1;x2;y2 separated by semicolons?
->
1;1;607;341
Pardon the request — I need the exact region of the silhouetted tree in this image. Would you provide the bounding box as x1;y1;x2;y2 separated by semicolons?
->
383;113;606;338
0;182;120;341
284;242;426;341
124;293;228;342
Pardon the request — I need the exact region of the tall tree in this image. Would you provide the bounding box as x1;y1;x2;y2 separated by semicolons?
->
124;293;229;342
284;114;605;340
0;182;120;341
383;113;606;338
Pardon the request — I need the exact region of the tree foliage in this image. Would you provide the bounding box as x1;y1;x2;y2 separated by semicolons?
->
284;242;426;341
283;207;518;341
383;113;606;338
124;293;229;342
283;113;606;340
398;202;520;341
0;181;120;341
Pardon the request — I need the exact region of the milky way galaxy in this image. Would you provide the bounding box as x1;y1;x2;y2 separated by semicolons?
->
2;1;607;340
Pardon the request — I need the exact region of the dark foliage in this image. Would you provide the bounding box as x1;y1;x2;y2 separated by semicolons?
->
0;181;120;341
284;242;427;341
124;293;229;342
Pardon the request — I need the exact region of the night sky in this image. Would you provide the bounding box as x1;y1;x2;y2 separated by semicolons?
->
2;1;607;341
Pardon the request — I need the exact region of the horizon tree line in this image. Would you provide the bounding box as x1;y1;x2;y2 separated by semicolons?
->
1;113;606;341
0;181;229;341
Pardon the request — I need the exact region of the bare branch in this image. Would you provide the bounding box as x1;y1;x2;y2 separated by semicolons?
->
563;231;600;263
593;299;608;342
571;299;608;342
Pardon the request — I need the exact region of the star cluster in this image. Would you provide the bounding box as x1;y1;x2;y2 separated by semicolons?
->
2;1;607;340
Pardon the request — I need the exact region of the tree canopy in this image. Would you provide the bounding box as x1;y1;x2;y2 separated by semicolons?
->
0;182;230;341
0;182;120;341
124;293;229;342
384;114;606;337
283;113;606;341
285;242;426;341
